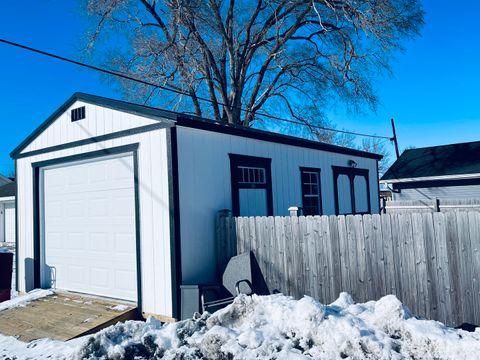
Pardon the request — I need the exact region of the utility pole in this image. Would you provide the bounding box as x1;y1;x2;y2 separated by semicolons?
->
391;118;400;159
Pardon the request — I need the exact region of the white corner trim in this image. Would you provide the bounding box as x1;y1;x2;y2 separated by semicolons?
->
380;173;480;184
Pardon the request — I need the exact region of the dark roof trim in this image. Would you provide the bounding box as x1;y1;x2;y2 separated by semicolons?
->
12;122;172;160
10;93;176;158
176;117;382;160
11;92;382;161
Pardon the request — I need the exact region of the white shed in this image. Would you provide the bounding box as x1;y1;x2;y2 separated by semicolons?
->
11;93;382;320
0;182;15;244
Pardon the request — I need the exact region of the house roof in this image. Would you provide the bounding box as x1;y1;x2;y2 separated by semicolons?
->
11;92;382;160
0;182;15;198
381;141;480;182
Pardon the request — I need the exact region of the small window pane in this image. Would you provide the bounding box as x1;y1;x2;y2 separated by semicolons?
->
238;166;266;184
301;169;321;215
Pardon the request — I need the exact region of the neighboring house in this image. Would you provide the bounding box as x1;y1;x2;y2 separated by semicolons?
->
379;183;393;201
0;174;12;187
11;92;382;320
0;181;15;243
381;141;480;201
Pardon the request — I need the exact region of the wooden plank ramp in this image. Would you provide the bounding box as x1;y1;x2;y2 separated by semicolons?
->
0;291;139;342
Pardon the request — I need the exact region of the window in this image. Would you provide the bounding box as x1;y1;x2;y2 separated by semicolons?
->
300;167;322;215
333;166;371;215
237;166;266;185
71;106;86;121
229;154;273;217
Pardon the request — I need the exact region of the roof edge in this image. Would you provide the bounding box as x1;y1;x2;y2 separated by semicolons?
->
11;92;383;161
176;116;383;160
10;92;178;158
10;93;78;158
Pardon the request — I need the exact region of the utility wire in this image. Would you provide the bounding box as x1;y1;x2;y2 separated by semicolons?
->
0;38;393;141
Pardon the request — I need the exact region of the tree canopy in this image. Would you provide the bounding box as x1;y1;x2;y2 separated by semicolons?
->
82;0;424;129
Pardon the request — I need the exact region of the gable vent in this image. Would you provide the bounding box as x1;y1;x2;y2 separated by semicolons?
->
71;106;86;121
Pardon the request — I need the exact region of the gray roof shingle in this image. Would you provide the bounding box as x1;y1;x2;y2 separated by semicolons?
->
0;182;15;198
381;141;480;181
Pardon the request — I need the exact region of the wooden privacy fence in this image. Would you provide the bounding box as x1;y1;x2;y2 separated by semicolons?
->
216;211;480;327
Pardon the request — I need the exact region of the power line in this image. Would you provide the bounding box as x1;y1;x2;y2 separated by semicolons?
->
0;37;393;141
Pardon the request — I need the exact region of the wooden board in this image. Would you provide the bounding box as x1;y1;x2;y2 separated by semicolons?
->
0;292;138;342
222;212;480;327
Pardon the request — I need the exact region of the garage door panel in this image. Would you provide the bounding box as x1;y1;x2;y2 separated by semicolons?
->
42;154;137;302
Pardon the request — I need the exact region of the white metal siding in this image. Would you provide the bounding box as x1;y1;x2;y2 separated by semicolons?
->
21;101;160;154
16;129;173;317
176;126;380;284
393;184;480;201
4;203;15;243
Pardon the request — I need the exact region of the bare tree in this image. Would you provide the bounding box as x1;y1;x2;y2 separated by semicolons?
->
361;137;391;174
81;0;424;128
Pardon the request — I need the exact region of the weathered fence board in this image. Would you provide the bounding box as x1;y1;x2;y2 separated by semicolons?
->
218;211;480;327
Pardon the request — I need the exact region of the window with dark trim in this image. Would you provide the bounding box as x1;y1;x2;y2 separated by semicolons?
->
300;167;322;215
332;166;371;215
229;154;273;217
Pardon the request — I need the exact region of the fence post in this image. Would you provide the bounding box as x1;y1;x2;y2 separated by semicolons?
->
215;209;235;281
288;206;303;216
435;198;440;212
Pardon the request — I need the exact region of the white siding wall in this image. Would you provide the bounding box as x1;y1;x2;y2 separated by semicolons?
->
23;101;159;153
176;126;380;284
4;202;15;243
17;118;173;316
393;184;480;201
0;200;15;243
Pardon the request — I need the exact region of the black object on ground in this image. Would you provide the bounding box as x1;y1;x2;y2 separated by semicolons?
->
456;323;478;332
0;250;13;302
180;251;272;320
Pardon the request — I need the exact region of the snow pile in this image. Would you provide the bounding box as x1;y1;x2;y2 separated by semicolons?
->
0;289;52;312
74;293;480;360
0;336;80;360
1;292;479;359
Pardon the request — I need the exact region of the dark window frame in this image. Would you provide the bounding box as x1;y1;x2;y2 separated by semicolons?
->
332;166;371;215
300;167;322;216
229;154;273;217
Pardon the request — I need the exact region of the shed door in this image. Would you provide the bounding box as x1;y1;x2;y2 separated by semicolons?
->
229;154;273;217
4;203;15;243
41;155;137;302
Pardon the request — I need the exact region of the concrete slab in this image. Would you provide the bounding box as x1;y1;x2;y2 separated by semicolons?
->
0;291;138;342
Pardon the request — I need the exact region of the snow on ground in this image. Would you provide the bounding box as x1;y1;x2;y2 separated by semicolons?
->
1;292;480;360
0;289;52;312
108;304;131;312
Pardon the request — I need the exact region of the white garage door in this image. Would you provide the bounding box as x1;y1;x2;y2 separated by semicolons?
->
41;154;137;302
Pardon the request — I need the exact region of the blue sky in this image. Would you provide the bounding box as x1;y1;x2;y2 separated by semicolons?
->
0;0;479;175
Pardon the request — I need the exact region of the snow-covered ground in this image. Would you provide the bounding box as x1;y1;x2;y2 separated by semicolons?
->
0;289;52;312
1;292;479;359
